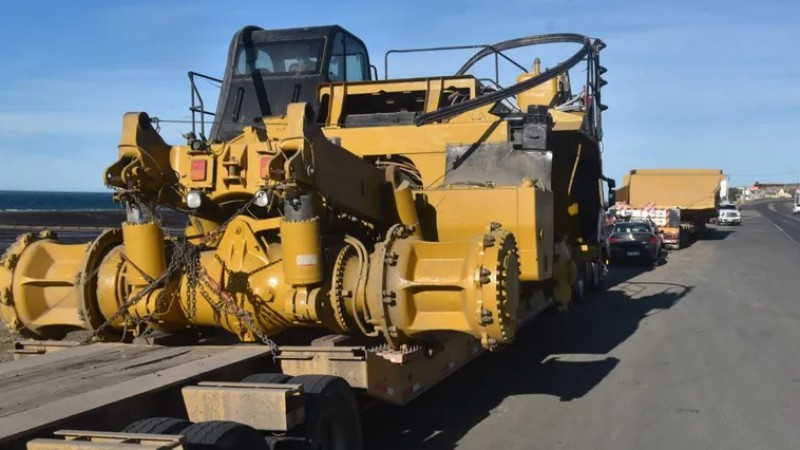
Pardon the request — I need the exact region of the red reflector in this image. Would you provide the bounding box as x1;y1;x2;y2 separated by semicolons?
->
259;156;272;179
190;160;207;181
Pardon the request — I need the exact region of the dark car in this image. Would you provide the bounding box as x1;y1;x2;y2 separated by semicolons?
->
609;221;662;266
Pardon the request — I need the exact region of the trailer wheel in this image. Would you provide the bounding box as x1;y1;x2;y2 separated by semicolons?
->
122;416;190;435
289;375;362;450
180;420;267;450
242;373;291;383
572;263;587;304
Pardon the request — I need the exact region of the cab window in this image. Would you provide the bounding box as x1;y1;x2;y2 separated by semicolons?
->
235;39;324;76
328;32;368;82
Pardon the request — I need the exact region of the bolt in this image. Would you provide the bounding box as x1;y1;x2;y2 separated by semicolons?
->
38;229;56;240
490;222;502;231
387;325;398;337
480;308;493;325
384;252;399;266
479;268;491;277
19;233;34;246
382;291;397;305
482;234;496;248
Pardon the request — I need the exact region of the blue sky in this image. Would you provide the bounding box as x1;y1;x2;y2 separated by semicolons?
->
0;0;797;191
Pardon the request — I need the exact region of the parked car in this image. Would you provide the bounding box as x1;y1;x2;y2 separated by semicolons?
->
609;221;663;266
793;202;800;215
718;209;741;225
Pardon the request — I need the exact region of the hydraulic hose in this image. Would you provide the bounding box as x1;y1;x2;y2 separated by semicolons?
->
415;33;600;126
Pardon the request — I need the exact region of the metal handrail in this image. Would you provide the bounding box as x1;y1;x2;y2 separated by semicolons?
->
189;71;223;140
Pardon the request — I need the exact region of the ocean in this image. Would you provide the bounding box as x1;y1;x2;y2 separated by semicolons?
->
0;191;120;211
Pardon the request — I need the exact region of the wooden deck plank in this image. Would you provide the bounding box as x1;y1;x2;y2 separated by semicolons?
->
0;344;272;444
0;346;220;418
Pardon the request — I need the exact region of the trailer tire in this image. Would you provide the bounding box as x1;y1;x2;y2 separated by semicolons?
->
572;263;587;304
122;417;190;435
242;373;291;384
289;375;362;450
179;421;266;450
588;260;605;291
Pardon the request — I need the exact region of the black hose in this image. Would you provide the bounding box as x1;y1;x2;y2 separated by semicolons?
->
415;33;597;126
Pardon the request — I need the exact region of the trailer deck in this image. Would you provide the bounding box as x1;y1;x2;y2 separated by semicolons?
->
0;343;271;449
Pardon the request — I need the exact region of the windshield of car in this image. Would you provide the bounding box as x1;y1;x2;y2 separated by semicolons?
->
613;223;651;233
722;211;739;217
720;204;737;210
235;39;325;76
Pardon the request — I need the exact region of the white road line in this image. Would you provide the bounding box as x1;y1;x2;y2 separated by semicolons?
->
771;221;800;247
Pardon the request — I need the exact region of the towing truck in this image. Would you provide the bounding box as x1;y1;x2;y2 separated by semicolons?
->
0;25;610;449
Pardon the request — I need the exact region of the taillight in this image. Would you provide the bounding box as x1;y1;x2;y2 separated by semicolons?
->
260;156;272;179
190;159;207;181
609;236;617;244
649;236;658;244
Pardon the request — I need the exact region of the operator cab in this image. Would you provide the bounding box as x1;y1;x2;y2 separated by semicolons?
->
211;25;371;141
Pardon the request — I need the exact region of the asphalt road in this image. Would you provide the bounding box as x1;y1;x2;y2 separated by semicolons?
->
363;200;800;449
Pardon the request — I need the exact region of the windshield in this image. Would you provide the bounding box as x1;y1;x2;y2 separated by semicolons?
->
235;39;325;76
720;204;737;210
613;223;651;233
722;211;739;217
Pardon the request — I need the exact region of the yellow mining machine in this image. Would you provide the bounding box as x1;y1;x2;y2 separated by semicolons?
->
0;26;611;449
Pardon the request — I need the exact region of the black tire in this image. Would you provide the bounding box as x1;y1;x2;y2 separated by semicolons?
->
572;263;587;304
289;375;362;450
180;421;267;450
123;417;191;435
242;373;291;384
588;260;606;292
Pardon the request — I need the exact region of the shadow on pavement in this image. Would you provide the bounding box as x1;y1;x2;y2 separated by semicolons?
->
702;227;735;241
604;264;661;289
363;280;693;449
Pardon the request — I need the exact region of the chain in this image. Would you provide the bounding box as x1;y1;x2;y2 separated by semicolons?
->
82;188;283;356
194;264;278;352
207;254;279;350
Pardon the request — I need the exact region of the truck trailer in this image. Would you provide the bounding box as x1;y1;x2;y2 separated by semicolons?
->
0;25;611;450
615;169;725;249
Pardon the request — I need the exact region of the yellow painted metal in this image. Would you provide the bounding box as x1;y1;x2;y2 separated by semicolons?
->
119;222;188;331
392;181;422;237
365;226;520;350
419;185;553;281
0;229;123;339
516;58;560;109
182;381;305;431
0;41;599;350
95;246;128;329
280;218;323;286
621;168;725;210
121;222;166;286
0;237;92;337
